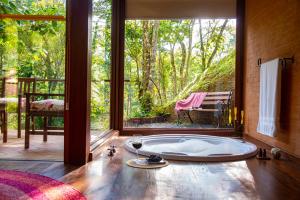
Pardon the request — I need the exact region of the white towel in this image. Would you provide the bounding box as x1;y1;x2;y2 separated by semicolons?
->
257;58;281;137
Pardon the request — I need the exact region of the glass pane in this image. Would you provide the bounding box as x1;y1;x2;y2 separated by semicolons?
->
0;0;66;15
0;17;65;160
124;19;236;129
90;0;111;144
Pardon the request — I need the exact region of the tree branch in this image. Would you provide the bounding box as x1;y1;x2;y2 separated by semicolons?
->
206;19;229;68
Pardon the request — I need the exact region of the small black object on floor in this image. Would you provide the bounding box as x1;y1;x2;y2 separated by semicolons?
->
256;148;271;160
108;145;117;157
147;155;163;163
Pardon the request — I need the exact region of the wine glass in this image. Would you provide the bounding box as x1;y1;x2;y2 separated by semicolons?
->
131;135;143;164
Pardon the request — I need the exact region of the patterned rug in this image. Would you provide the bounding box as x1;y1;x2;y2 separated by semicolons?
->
0;170;86;200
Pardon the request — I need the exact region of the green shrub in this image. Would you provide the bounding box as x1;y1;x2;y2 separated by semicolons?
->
140;91;153;114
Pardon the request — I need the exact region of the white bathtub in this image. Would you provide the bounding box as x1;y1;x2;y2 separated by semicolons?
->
124;134;257;162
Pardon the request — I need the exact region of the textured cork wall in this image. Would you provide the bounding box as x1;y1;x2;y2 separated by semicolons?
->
243;0;300;157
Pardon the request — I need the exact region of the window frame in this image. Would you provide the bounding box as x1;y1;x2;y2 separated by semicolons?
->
111;0;245;136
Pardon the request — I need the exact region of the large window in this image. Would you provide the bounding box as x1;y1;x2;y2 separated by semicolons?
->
123;19;236;130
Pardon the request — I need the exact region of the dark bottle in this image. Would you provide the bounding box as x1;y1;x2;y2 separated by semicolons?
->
258;148;263;157
263;149;267;158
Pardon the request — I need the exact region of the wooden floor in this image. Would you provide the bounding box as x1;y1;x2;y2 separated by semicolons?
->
0;130;105;161
0;132;64;161
1;136;300;200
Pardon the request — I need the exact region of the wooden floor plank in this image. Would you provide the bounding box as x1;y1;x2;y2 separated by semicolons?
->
0;136;300;200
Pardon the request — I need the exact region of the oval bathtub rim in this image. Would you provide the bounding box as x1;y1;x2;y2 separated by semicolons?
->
124;134;258;162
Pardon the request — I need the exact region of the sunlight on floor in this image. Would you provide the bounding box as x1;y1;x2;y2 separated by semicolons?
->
152;161;259;200
0;130;64;161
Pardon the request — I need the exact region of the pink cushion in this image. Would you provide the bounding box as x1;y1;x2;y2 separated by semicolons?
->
31;99;64;111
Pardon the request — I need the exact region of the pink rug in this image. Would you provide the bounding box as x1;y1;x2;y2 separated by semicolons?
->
0;170;86;200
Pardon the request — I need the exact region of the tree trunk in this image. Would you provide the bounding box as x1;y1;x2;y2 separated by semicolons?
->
135;58;141;93
179;41;186;90
139;20;160;113
206;19;229;68
199;19;206;70
150;77;162;105
170;45;177;96
140;21;151;98
149;21;159;93
184;19;195;85
158;51;167;100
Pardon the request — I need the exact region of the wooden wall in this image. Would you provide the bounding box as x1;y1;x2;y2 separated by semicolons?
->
243;0;300;157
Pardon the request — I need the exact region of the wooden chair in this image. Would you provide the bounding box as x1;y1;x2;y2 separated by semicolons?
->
178;91;232;127
0;77;36;142
17;78;36;138
24;80;64;149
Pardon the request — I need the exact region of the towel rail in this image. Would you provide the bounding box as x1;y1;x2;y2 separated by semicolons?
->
257;57;294;68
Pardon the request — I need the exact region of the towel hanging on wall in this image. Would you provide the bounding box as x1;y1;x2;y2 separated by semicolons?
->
257;58;281;137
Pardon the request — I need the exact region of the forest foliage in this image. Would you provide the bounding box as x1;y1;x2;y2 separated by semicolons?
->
124;19;236;119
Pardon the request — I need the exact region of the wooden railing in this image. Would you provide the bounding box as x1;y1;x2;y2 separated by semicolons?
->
0;14;65;21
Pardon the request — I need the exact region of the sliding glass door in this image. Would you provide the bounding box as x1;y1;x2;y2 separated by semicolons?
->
90;0;112;145
0;0;65;161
